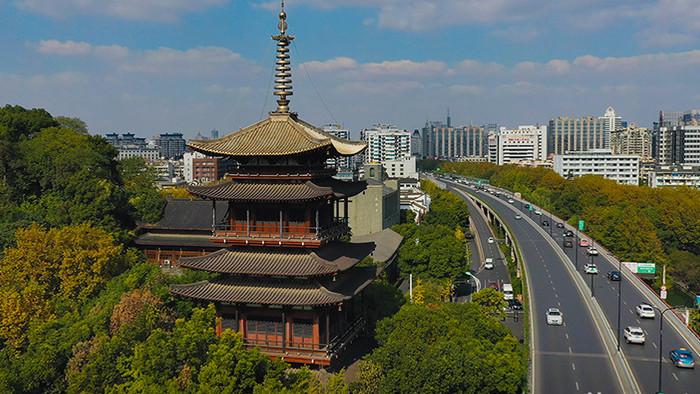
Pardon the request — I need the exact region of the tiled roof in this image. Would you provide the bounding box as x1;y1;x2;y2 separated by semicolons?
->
178;241;375;276
169;266;378;306
351;229;404;263
138;198;228;230
186;178;366;201
187;112;366;158
135;233;219;248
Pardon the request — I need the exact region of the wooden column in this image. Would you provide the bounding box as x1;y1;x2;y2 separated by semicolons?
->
211;199;216;235
279;209;283;238
315;206;319;236
246;208;250;236
282;311;286;352
325;311;330;346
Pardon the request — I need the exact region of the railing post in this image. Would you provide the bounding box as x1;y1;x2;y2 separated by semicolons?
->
246;209;250;237
279;209;283;238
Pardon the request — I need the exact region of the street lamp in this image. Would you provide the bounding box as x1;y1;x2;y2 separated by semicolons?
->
654;305;685;394
589;253;596;297
616;257;623;351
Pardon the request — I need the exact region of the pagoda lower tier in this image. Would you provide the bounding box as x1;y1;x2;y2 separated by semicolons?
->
170;266;379;365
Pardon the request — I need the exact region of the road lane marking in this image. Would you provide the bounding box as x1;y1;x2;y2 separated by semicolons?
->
565;333;569;340
673;373;679;381
572;363;576;370
575;382;579;391
569;347;572;353
652;342;657;349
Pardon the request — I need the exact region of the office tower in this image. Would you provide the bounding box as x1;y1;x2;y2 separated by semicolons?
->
548;107;626;156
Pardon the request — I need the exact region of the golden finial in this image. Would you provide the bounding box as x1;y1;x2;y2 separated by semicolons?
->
272;0;294;113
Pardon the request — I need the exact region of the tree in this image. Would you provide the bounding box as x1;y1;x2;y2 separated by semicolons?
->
363;303;526;393
0;223;127;346
119;157;166;223
471;288;508;320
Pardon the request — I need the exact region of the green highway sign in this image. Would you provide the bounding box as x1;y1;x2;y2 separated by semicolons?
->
578;220;584;231
637;263;656;274
529;205;533;211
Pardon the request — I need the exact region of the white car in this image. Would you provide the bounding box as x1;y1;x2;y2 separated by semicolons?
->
487;237;494;244
546;308;563;325
534;210;542;215
587;247;599;256
584;263;598;274
515;214;522;220
484;258;494;270
636;303;655;319
508;199;515;204
624;326;646;344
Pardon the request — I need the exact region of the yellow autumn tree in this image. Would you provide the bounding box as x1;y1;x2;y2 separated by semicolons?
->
0;222;124;346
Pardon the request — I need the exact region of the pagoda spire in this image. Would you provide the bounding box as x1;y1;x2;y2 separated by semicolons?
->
272;1;294;113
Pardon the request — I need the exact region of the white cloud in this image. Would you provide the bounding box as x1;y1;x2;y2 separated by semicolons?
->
36;39;92;55
337;80;424;95
94;45;130;59
448;85;481;96
118;46;252;77
16;0;228;22
29;71;89;88
302;57;358;73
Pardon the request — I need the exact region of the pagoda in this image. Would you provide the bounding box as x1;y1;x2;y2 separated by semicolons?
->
170;3;399;365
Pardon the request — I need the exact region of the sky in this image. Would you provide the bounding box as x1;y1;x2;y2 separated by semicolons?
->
2;0;700;140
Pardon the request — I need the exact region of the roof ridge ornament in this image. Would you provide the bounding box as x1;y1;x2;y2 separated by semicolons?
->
272;1;294;113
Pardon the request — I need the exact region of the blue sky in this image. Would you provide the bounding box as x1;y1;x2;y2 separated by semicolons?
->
1;0;700;140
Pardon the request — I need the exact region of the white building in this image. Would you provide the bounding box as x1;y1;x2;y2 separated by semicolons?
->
361;124;411;163
553;149;639;185
117;147;160;161
489;125;547;165
398;178;431;222
649;165;700;189
384;156;418;179
657;125;700;166
322;124;353;170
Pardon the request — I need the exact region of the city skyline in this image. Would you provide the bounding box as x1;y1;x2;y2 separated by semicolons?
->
1;1;699;139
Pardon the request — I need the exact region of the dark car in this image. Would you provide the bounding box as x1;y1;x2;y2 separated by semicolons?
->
542;220;549;227
508;299;523;310
564;230;574;237
556;222;565;228
607;270;621;281
524;204;530;209
563;240;573;248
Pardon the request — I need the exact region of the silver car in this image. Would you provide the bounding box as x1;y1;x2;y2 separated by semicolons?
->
624;326;646;344
546;308;563;325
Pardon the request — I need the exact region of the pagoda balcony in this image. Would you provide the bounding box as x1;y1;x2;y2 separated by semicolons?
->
211;218;349;247
240;316;365;366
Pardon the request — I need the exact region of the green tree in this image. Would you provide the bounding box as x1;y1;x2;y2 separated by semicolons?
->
363;303;525;393
471;287;508;320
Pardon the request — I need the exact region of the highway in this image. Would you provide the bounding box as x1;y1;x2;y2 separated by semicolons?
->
442;177;700;393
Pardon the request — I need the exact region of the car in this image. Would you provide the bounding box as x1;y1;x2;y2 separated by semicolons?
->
607;270;621;281
484;258;494;270
542;220;549;227
508;299;523;310
534;210;542;215
488;281;499;290
556;222;565;228
515;214;522;220
487;237;495;244
623;326;646;344
584;263;598;274
563;240;573;248
564;230;574;237
524;203;530;209
508;199;515;204
587;247;599;256
579;239;590;247
546;308;563;325
670;348;695;368
636;303;655;319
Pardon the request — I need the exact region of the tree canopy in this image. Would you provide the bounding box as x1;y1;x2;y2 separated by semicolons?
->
356;303;526;393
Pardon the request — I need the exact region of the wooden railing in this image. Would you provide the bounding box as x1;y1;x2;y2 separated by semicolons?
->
212;218;349;241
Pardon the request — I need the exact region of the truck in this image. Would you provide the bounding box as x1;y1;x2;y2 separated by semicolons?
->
501;283;514;300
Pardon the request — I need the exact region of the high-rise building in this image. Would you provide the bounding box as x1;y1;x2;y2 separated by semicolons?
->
431;125;487;159
489;125;547;165
322;124;352;170
154;132;186;159
360;124;411;163
548;107;626;156
411;130;422;158
657;125;700;166
421;120;446;159
610;125;653;160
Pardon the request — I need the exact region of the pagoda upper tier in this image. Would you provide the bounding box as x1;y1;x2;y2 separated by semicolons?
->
187;112;366;159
